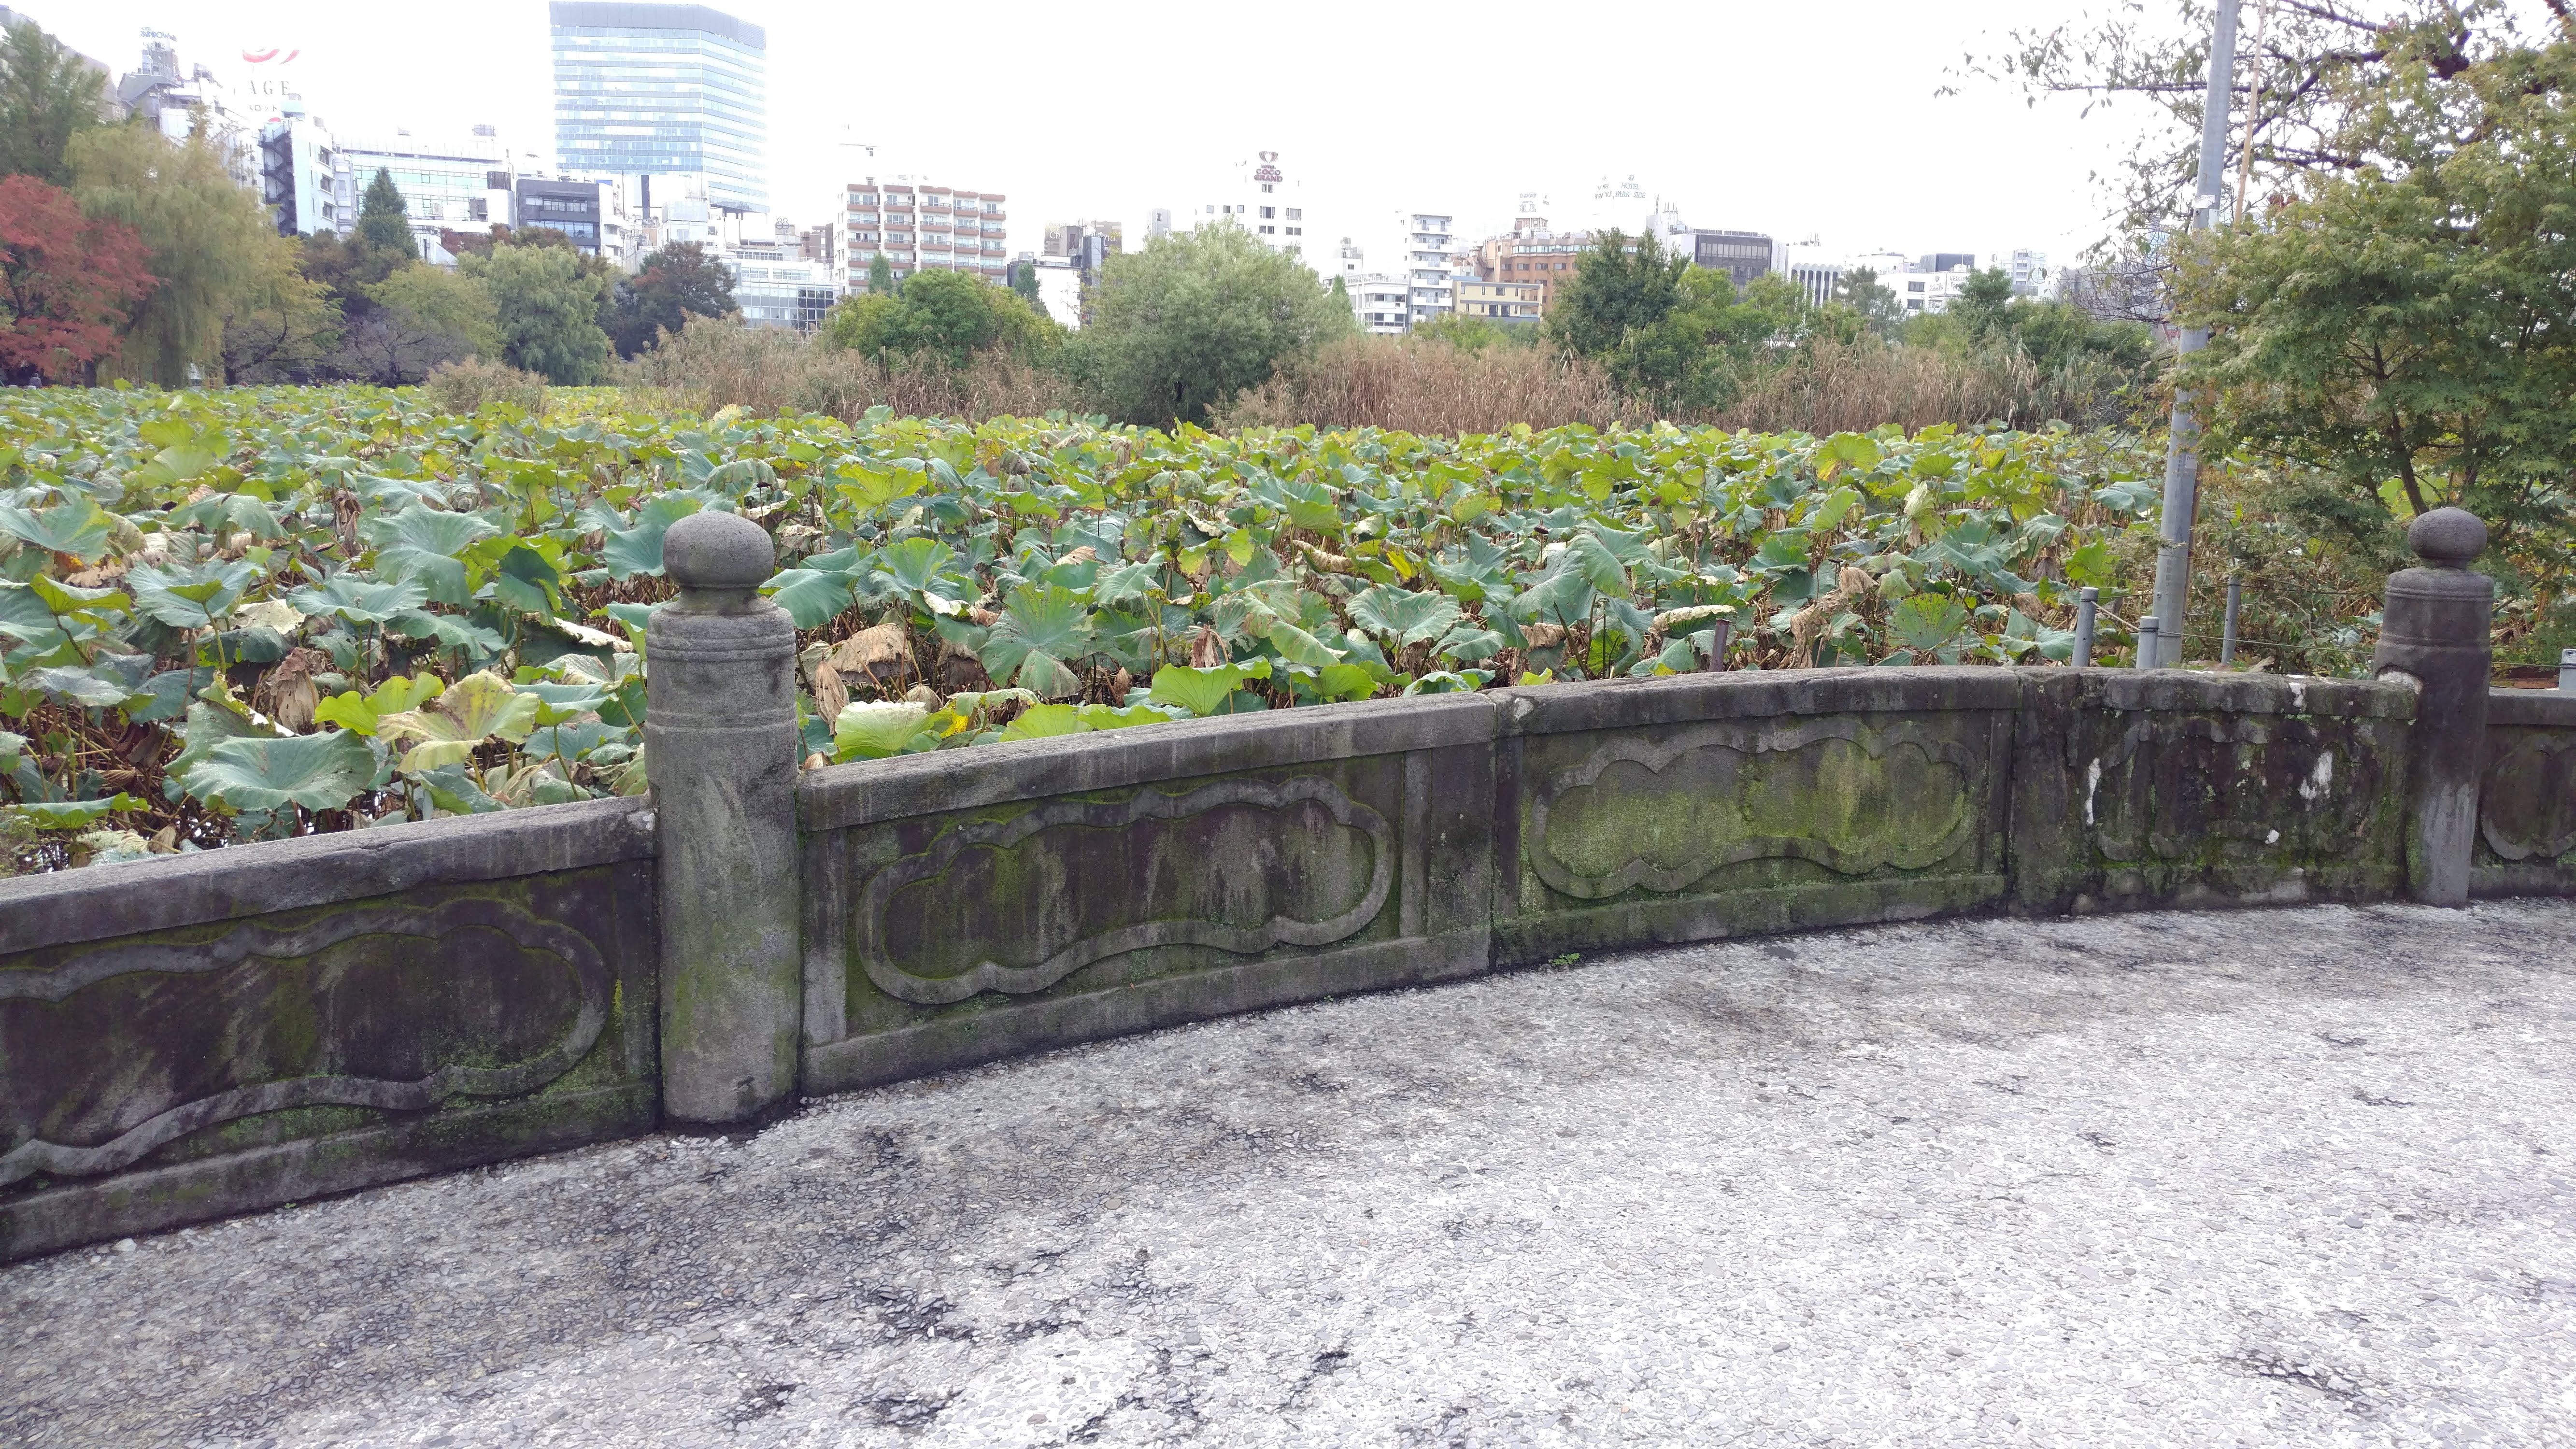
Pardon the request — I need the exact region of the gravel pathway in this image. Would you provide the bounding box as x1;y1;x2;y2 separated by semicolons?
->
5;900;2575;1449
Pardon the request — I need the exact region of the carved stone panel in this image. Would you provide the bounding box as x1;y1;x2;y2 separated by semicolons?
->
1528;719;1982;898
2473;719;2576;897
2007;671;2413;912
2479;731;2576;863
801;742;1497;1094
1499;709;2011;961
2083;713;2391;867
856;776;1394;1005
1;867;655;1260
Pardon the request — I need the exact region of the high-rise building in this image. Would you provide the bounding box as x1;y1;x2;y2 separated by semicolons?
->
1402;213;1454;327
256;104;341;237
1195;150;1316;264
549;2;767;215
841;179;1009;288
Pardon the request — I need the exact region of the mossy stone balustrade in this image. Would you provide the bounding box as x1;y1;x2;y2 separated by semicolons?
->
2;511;2566;1260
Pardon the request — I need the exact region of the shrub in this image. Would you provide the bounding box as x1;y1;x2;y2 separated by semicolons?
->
423;356;548;414
1215;334;1638;433
621;316;1078;422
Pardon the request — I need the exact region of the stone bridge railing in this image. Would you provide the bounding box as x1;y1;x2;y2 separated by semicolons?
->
4;510;2569;1260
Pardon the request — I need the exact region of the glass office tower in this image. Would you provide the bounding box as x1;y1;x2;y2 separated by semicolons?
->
549;1;767;214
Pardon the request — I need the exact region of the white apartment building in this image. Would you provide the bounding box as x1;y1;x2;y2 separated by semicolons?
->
1402;213;1454;327
1351;275;1410;335
256;105;342;237
840;178;1010;289
1195;150;1316;264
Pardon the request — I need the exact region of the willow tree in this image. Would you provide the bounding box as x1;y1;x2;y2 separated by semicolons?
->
69;126;279;385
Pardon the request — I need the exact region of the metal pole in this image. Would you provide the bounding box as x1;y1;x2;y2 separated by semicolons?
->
1705;617;1733;672
2149;0;2241;668
2220;575;2242;665
2137;615;2161;669
2073;587;2099;667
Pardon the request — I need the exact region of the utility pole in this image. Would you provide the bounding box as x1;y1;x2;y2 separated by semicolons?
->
2148;0;2241;668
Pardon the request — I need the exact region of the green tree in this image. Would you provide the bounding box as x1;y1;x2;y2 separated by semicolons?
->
1067;222;1353;427
0;17;107;185
1009;257;1045;316
868;251;894;296
356;169;415;263
69;125;278;384
1545;231;1728;412
820;266;1056;369
459;243;612;384
1831;268;1903;340
217;227;341;383
1946;267;2018;343
607;240;737;356
2177;22;2576;605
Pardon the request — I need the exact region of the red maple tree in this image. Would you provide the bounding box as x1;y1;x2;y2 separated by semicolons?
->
0;174;154;386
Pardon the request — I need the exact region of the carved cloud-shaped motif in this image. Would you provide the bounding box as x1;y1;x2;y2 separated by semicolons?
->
0;897;609;1187
1529;718;1979;900
854;775;1395;1005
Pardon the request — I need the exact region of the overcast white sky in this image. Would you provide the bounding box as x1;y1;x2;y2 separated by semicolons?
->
34;0;2168;269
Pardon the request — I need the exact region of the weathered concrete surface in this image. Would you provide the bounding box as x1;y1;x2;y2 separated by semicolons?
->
6;901;2573;1448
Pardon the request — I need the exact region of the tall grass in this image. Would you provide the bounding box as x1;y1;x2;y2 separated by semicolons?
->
1713;338;2145;435
620;318;2142;439
1213;334;1641;433
619;322;1079;422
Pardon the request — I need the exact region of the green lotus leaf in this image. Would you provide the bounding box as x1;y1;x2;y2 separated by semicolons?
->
762;568;857;630
184;731;374;812
380;670;541;771
1348;584;1462;645
11;794;147;830
312;674;445;736
289;574;429;626
128;559;258;628
832;700;933;761
0;497;116;561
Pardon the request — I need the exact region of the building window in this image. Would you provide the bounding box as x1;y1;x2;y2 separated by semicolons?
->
1285;227;1300;236
1260;206;1275;219
1260;182;1273;193
1285;208;1301;220
1258;225;1274;234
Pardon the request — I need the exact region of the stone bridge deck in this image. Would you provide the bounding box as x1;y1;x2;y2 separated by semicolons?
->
5;901;2573;1448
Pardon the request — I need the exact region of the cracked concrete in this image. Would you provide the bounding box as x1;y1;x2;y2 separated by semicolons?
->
5;899;2575;1447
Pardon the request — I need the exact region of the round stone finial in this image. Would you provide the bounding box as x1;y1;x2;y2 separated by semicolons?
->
662;509;774;591
2407;507;2486;568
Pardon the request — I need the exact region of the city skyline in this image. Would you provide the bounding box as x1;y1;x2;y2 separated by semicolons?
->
28;0;2151;278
